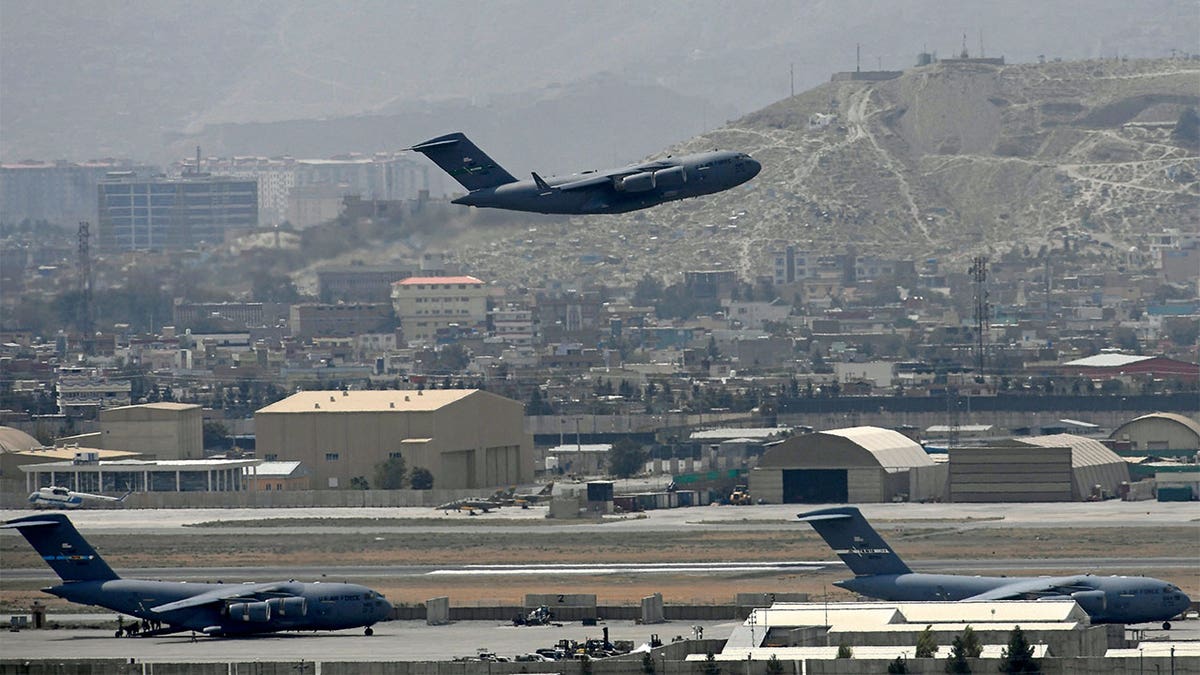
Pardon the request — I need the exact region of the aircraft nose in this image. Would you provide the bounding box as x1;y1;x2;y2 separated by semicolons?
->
747;158;762;178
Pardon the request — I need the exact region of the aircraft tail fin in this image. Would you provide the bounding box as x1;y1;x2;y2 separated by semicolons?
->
797;506;911;576
409;132;518;191
2;513;119;582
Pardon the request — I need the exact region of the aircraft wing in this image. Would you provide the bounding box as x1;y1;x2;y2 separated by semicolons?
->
962;576;1090;601
150;582;289;613
554;161;675;191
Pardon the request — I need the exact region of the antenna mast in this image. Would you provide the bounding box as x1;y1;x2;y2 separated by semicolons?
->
77;221;95;355
970;255;990;376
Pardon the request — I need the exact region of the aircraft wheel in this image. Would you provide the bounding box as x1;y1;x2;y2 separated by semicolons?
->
1163;621;1171;631
115;629;123;638
365;626;374;636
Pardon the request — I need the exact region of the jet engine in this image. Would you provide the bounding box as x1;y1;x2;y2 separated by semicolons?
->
228;601;272;622
268;596;307;617
617;172;656;192
653;166;687;188
1070;589;1107;614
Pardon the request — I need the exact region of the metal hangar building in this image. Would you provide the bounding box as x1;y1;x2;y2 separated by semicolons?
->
749;426;945;503
255;389;532;490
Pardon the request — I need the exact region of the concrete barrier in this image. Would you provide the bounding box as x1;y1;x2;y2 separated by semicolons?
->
641;593;665;624
426;597;450;626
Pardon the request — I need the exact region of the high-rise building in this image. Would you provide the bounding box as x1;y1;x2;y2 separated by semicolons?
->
97;172;257;252
1;160;154;226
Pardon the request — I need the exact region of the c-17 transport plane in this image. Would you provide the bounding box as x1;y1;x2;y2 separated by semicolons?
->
410;132;760;214
799;506;1190;629
3;514;392;637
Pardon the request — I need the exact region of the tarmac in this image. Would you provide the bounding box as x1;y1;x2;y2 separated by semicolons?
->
0;619;737;662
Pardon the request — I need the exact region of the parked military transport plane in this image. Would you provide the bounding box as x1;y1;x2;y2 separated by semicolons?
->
410;132;760;214
3;514;392;637
799;507;1190;629
28;486;130;509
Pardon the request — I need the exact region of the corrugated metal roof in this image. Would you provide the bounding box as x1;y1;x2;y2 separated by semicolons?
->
698;644;1050;661
760;600;1085;625
1114;412;1200;439
396;275;483;285
256;389;478;414
253;461;305;476
103;402;200;412
691;428;791;441
1016;434;1125;468
1062;353;1153;368
822;426;935;468
0;426;42;452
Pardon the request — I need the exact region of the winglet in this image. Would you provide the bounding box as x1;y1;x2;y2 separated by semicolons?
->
532;172;554;194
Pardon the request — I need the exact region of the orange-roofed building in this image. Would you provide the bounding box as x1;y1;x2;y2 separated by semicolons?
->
391;275;488;344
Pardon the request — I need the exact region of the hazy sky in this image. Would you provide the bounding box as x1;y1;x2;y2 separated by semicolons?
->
2;0;1196;162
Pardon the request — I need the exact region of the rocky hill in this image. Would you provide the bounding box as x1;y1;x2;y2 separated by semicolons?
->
448;58;1199;288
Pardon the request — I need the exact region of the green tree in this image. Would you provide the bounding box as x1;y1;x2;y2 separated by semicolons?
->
887;655;911;674
349;476;370;490
608;438;648;478
765;655;784;675
202;421;229;450
374;456;407;489
915;624;938;658
641;653;656;674
698;652;720;675
998;626;1039;673
836;642;853;658
410;467;434;490
960;626;982;658
944;629;976;673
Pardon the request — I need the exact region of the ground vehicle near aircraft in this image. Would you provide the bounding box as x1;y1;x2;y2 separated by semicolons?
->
2;513;392;637
28;486;131;509
410;132;760;214
799;506;1190;629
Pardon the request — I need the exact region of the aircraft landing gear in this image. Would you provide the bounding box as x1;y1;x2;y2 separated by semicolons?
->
1163;621;1171;631
364;626;374;636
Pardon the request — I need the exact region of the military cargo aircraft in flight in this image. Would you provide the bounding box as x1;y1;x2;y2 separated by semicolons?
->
799;506;1190;629
410;132;760;214
28;486;131;509
3;514;392;637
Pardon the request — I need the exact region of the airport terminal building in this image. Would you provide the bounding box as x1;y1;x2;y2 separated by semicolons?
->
255;389;532;490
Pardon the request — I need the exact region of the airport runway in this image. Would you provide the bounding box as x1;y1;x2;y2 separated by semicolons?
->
2;557;1194;582
3;500;1197;534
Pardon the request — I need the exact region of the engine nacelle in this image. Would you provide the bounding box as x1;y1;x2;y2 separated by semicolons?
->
269;596;307;617
653;166;687;188
1070;589;1107;613
617;172;656;192
228;601;272;622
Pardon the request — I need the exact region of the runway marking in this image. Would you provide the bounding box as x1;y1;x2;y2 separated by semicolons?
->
427;561;830;575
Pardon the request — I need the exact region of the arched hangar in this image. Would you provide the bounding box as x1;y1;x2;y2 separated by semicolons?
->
749;426;945;503
1110;412;1200;457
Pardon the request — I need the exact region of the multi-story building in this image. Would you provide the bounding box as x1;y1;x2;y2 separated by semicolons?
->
56;367;132;418
289;303;394;340
489;304;537;346
97;172;257;252
1;159;154;226
317;263;416;303
391;276;488;344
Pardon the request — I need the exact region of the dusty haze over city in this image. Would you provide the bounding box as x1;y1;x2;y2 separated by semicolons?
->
2;1;1197;171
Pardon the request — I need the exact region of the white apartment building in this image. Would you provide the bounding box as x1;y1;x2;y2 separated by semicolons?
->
392;276;488;344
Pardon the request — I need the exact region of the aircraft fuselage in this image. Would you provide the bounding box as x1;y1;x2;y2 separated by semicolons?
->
453;150;759;214
838;572;1190;625
48;579;392;635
